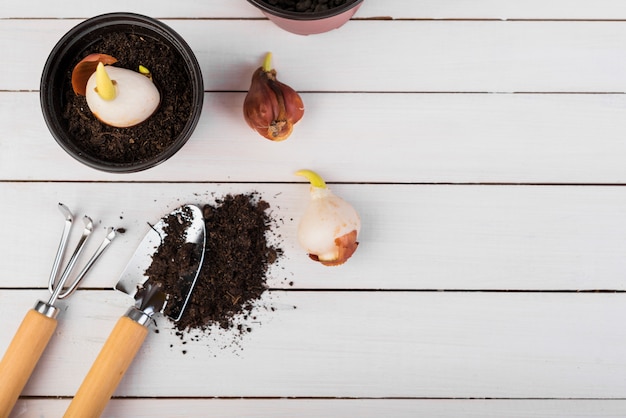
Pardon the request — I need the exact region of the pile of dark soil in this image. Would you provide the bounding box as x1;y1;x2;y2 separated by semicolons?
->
262;0;349;13
144;205;202;321
63;31;192;164
145;193;282;340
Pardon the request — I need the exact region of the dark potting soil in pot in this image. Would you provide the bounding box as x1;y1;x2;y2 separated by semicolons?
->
63;32;192;164
262;0;348;13
144;193;283;339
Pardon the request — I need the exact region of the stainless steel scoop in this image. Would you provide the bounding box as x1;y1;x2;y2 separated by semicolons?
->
64;205;205;418
0;203;115;418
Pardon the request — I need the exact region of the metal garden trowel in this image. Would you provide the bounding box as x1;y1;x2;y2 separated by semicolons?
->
64;205;205;418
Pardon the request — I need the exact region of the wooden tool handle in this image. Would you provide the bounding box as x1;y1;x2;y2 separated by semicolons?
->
64;315;149;418
0;309;57;418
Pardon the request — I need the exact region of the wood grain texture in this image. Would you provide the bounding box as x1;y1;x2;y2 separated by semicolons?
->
4;0;626;20
3;92;626;183
11;398;626;418
3;20;626;92
64;316;149;418
0;310;56;418
1;182;626;291
1;290;625;399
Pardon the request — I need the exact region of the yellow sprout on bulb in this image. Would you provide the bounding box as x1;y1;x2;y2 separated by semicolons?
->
71;54;160;128
295;169;361;266
138;65;152;79
95;62;116;101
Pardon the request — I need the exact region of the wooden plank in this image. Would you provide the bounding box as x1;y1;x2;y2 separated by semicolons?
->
2;290;626;398
4;92;626;183
5;0;626;20
11;398;626;418
3;182;626;291
3;20;626;92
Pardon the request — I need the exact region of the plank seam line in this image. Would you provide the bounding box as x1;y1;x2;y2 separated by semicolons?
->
6;17;626;22
2;180;626;186
3;288;626;294
16;395;626;401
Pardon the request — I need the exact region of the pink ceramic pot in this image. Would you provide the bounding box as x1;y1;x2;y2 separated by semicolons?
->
247;0;363;35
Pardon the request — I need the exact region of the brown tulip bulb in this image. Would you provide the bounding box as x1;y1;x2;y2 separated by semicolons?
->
243;53;304;141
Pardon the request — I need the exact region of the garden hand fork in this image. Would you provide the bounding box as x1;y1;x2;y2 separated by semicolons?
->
0;203;116;418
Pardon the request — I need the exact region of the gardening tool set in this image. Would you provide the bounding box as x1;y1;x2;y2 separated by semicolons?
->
0;203;205;418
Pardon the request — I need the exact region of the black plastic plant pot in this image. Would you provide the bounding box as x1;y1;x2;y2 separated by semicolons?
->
40;12;204;173
246;0;364;35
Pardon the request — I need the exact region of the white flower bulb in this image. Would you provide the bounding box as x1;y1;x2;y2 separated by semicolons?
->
296;169;361;266
85;65;160;128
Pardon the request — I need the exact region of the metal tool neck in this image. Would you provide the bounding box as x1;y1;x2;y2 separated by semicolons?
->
125;306;153;327
34;300;60;319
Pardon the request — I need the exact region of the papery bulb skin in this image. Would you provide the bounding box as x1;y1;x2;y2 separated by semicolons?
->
71;53;118;96
243;53;304;141
296;170;360;266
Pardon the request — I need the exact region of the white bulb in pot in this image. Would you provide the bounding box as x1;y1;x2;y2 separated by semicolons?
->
72;54;160;128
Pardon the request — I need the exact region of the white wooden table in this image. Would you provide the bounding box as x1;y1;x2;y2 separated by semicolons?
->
3;1;626;416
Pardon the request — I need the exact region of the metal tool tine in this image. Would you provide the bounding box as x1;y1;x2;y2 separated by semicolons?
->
48;203;74;293
58;227;116;300
48;215;93;305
